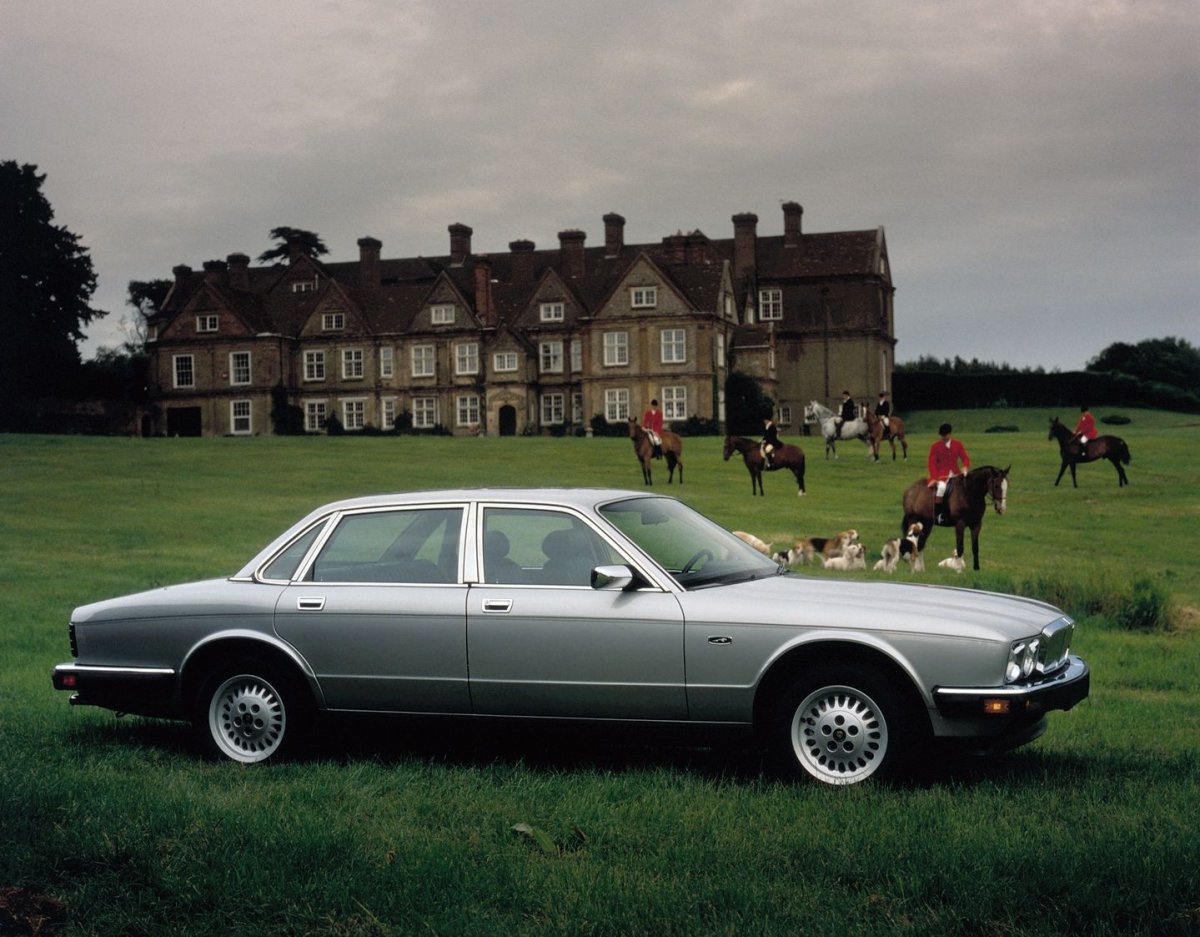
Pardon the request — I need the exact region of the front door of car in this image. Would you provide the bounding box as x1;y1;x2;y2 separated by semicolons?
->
466;507;687;720
273;506;471;713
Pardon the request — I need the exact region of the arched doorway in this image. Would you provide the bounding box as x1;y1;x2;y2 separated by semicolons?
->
498;405;517;437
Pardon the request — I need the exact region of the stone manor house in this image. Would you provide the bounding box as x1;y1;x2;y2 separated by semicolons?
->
145;201;895;437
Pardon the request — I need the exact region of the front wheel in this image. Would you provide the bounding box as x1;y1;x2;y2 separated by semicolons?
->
771;665;917;785
195;662;307;764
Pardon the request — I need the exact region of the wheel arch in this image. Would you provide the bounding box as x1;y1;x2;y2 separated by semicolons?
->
752;639;930;737
180;634;321;713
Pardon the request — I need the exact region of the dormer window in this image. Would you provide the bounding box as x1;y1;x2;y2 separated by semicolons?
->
196;315;219;333
292;279;318;294
540;302;565;322
431;304;455;325
322;312;345;331
631;286;657;309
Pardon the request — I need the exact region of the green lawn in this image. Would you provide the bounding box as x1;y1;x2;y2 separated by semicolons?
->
2;408;1198;936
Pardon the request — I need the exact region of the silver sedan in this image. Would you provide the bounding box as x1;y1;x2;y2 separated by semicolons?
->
53;488;1089;785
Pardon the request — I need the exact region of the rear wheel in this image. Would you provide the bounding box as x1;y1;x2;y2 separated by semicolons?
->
772;665;916;785
195;661;307;764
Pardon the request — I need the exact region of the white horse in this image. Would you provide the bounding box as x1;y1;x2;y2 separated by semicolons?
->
805;400;874;460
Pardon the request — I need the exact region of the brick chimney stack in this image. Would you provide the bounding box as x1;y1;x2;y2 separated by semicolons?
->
203;259;228;284
558;229;586;280
732;212;758;285
474;256;496;326
783;202;803;248
603;213;625;257
509;239;536;283
173;264;193;285
448;223;473;265
226;253;250;289
287;232;304;263
357;237;381;290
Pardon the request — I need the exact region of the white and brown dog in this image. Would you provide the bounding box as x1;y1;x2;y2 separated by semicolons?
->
783;529;859;565
900;521;925;572
823;542;866;570
873;538;901;572
938;553;966;573
732;530;773;556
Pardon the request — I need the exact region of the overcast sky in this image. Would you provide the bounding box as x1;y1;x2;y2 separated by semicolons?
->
4;0;1197;371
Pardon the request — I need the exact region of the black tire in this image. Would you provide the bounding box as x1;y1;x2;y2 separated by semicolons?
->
194;660;309;764
770;663;919;785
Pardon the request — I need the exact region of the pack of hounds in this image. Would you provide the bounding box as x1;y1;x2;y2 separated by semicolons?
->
732;526;966;574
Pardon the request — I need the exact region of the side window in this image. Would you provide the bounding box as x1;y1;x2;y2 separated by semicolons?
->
311;508;462;583
482;508;622;586
260;522;327;582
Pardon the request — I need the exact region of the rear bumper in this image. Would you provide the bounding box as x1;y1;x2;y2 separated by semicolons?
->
933;655;1090;720
52;662;179;718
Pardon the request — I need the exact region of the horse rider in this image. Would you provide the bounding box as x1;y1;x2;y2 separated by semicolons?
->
1070;405;1096;460
834;390;857;438
927;422;971;525
760;415;781;468
642;399;664;458
874;391;892;437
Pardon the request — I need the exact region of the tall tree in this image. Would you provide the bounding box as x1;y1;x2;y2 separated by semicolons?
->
1088;337;1200;393
256;226;329;264
0;160;103;399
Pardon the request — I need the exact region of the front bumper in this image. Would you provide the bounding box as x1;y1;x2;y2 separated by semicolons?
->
933;655;1090;720
52;662;178;718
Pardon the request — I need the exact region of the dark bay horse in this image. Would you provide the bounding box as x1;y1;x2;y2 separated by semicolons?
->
1048;417;1130;487
900;465;1010;571
722;435;806;496
865;411;909;462
629;418;683;485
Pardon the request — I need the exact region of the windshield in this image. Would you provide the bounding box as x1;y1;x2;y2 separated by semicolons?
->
599;496;781;588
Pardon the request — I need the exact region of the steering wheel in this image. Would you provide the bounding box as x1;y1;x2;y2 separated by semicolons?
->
681;549;713;574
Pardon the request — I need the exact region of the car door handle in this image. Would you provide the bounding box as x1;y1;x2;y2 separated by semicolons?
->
297;596;326;611
482;599;512;613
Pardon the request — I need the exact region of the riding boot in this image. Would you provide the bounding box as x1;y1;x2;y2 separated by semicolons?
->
934;499;945;526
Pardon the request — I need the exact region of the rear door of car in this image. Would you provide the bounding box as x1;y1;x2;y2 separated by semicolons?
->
273;505;471;713
466;505;687;720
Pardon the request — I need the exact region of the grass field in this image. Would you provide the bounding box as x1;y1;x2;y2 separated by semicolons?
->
2;407;1198;936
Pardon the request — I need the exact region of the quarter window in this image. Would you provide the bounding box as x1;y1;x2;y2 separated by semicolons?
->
661;329;686;364
603;331;629;367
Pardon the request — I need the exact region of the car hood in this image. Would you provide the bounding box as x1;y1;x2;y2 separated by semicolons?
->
71;579;279;624
682;574;1067;643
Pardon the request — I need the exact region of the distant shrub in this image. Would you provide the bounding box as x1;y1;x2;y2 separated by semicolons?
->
984;425;1020;433
1113;579;1171;632
676;415;719;436
1101;414;1131;425
971;574;1173;632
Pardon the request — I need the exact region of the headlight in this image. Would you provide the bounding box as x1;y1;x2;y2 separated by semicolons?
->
1006;638;1041;683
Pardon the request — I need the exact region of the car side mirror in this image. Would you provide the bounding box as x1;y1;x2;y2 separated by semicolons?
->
591;565;638;591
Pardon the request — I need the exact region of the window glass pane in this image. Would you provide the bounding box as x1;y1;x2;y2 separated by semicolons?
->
312;509;462;583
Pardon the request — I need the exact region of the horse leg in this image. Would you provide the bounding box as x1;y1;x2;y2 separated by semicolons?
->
969;524;981;571
1070;463;1078;488
666;453;677;484
753;469;763;496
1110;456;1126;487
793;467;805;496
1054;461;1069;487
642;459;652;485
900;437;908;461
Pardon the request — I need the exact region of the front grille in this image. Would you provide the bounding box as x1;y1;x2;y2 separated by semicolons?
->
1037;617;1073;675
69;622;78;657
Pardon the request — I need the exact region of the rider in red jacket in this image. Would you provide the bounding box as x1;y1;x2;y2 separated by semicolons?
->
927;423;970;524
1071;405;1096;459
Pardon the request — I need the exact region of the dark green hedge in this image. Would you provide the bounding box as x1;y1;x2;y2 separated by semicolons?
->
893;370;1200;412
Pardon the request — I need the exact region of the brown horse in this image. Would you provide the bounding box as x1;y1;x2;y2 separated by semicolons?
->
1048;417;1130;487
722;435;806;496
900;465;1010;571
629;418;683;485
865;411;909;462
